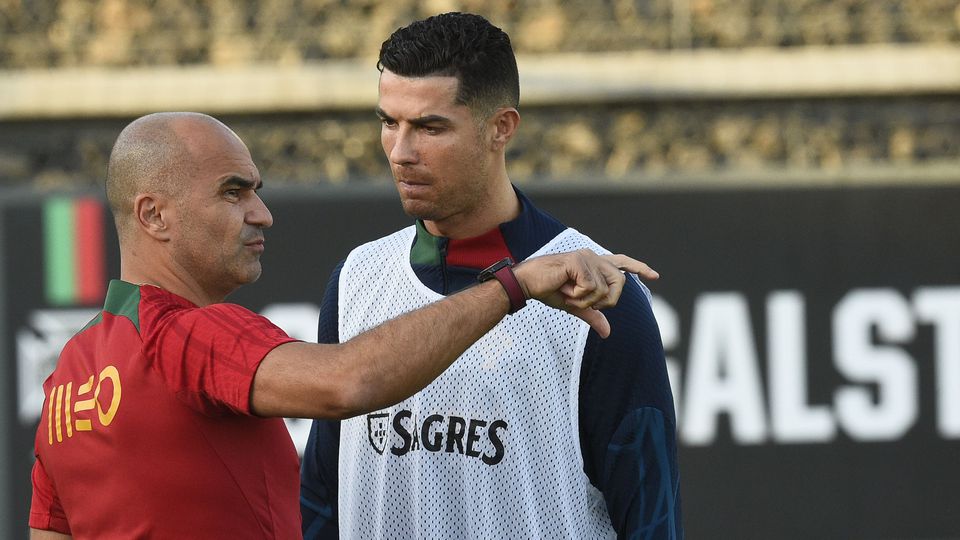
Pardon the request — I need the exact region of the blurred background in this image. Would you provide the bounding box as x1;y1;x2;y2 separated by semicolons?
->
1;1;959;538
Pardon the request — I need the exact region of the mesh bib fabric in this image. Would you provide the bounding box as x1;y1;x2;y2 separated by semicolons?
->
337;226;617;539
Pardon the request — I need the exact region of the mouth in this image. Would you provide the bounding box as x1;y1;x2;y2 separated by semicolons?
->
396;176;432;197
394;167;430;185
244;238;265;253
397;176;428;186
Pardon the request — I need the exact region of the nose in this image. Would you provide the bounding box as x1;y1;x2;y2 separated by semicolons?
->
247;191;274;229
385;126;417;166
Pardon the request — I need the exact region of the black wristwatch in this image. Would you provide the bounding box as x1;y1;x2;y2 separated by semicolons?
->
478;257;527;314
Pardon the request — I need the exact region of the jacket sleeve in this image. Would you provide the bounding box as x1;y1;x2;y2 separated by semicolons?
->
579;277;683;539
301;262;343;539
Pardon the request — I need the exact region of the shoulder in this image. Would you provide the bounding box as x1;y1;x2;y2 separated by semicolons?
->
606;276;656;330
536;228;609;260
143;295;284;342
341;227;414;282
137;286;194;333
341;226;414;271
347;226;415;256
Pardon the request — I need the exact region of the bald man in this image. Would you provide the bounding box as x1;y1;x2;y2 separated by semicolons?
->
28;112;657;539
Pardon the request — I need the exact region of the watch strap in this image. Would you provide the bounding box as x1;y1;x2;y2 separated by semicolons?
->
478;257;527;314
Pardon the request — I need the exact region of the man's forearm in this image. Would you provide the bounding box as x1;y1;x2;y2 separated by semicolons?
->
252;279;510;419
336;278;510;415
252;250;652;419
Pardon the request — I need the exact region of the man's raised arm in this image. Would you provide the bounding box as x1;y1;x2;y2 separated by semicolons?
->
251;250;657;419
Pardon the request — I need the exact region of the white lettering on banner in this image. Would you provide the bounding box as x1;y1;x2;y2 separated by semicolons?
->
768;291;835;443
652;286;960;446
681;293;767;446
834;289;917;441
650;296;681;419
913;288;960;438
260;303;321;344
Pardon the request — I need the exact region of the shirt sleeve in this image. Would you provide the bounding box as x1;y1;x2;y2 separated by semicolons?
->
143;301;299;415
29;456;71;534
579;277;683;539
301;261;343;539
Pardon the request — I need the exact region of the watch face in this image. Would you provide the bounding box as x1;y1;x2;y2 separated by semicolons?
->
479;257;514;282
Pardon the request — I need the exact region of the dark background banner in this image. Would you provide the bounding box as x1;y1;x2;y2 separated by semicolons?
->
4;185;958;539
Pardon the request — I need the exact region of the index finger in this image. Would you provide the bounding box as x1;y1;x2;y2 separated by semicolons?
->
602;254;659;281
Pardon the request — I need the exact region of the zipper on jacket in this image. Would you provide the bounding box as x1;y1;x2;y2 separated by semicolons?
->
438;238;449;295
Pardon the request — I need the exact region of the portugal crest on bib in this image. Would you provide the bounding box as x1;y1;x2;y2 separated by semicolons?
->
366;413;389;455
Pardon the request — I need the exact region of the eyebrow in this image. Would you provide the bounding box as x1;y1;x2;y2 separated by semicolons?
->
220;176;262;191
375;107;452;127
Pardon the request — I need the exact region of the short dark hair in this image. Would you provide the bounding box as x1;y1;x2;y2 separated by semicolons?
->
378;12;520;118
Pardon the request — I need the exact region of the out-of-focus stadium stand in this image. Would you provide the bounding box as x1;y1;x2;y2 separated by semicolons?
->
2;0;959;67
1;1;959;190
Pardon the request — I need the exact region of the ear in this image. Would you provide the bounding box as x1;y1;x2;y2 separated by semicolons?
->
134;193;173;241
488;108;520;151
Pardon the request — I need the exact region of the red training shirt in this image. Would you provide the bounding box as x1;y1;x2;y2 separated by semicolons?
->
30;280;301;539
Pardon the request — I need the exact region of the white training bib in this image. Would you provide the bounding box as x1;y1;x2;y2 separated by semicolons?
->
337;226;616;539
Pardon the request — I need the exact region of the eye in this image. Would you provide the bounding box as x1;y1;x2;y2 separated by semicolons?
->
423;125;443;135
380;118;397;128
224;189;241;200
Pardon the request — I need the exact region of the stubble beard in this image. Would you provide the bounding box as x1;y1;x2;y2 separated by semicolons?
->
396;150;490;226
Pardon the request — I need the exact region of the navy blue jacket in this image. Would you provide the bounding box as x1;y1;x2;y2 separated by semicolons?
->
300;190;682;539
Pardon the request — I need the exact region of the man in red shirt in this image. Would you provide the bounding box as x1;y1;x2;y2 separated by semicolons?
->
29;112;656;539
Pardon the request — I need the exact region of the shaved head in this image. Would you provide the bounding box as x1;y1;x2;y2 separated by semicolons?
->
105;112;237;237
105;111;268;305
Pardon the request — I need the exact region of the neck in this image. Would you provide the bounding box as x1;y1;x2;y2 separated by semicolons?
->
120;252;226;307
424;177;520;239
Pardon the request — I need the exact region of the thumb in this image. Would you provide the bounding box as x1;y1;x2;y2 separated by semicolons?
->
565;305;611;338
